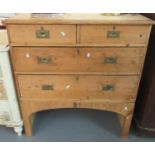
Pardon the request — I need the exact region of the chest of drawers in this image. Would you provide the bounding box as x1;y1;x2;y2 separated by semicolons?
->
5;13;154;137
0;30;23;135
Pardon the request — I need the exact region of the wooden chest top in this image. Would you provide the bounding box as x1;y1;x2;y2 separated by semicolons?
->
5;13;155;25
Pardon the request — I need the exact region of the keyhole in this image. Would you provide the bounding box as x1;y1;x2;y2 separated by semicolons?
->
75;76;79;81
140;34;143;38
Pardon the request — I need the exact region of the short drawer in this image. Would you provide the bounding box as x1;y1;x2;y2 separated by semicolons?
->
12;47;145;74
8;25;76;45
0;82;7;100
18;75;139;102
80;25;150;45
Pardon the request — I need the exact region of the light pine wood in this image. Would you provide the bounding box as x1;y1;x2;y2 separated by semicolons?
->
4;13;155;25
5;13;154;138
9;43;147;47
80;25;150;45
20;99;134;136
119;112;133;138
14;72;141;76
7;25;76;45
7;24;150;46
11;47;146;74
17;75;139;102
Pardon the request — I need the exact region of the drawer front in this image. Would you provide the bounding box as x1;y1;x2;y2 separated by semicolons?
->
8;25;76;45
18;75;139;102
12;47;145;74
0;82;7;100
80;25;150;45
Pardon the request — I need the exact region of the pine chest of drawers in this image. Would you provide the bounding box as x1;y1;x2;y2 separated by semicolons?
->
5;13;154;137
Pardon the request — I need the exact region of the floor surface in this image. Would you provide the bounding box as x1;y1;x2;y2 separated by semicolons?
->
0;109;155;142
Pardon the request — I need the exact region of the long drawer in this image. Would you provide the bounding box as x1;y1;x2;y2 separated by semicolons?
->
12;47;145;74
7;25;76;45
80;25;150;45
18;75;139;102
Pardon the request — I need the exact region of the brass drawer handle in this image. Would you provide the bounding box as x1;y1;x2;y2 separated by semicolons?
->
104;57;117;64
37;56;52;64
107;31;120;38
42;85;54;91
102;84;114;91
36;27;50;38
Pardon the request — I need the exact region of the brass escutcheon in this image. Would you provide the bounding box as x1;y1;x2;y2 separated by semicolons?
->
107;31;120;38
37;56;52;64
104;57;117;64
42;85;54;90
102;84;114;91
36;27;50;38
